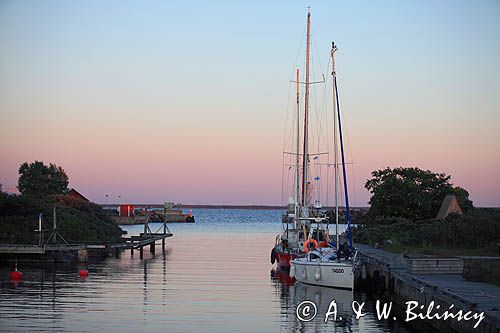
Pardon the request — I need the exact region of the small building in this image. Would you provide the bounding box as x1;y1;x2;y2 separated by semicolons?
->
67;188;90;202
119;204;135;217
436;194;463;219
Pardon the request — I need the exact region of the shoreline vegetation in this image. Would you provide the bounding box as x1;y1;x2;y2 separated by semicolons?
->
0;193;124;244
352;209;500;256
350;167;499;256
0;161;123;244
350;167;500;286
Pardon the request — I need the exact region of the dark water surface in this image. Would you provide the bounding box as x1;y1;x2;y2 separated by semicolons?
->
0;209;414;332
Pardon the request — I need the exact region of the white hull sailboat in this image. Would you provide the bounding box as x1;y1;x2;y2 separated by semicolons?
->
290;248;358;290
290;10;358;290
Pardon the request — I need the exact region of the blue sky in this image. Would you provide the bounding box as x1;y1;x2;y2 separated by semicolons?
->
1;0;499;206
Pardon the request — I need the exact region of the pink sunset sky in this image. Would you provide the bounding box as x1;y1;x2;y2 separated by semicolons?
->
1;1;499;206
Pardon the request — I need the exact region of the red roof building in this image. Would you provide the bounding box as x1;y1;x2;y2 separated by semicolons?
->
67;188;90;202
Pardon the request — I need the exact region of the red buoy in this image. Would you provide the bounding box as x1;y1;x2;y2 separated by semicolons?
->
79;269;89;278
10;270;23;281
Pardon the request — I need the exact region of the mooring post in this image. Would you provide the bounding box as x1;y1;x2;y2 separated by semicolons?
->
115;248;119;258
150;242;155;254
53;205;57;244
139;246;143;259
162;205;167;252
131;247;134;256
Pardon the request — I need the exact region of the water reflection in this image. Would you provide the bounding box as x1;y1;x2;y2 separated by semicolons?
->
270;267;416;333
1;227;415;332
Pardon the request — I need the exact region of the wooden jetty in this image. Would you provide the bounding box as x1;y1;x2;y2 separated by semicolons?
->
0;215;173;263
357;244;500;333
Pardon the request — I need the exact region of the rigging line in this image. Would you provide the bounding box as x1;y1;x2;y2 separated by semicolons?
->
281;85;292;208
282;24;306;160
285;25;307;108
351;163;358;211
284;154;292;204
335;76;353;249
335;69;355;169
290;25;307;82
326;70;333;208
326;152;330;207
324;56;332;152
282;82;292;147
281;151;285;207
284;76;302;160
311;31;329;152
308;52;330;164
314;57;329;159
335;76;357;208
310;89;329;173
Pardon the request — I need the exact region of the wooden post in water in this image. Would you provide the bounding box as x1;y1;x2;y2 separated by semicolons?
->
139;246;143;259
162;205;166;251
150;242;155;254
53;205;57;244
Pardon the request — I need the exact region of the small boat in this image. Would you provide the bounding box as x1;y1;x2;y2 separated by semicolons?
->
289;10;359;290
290;246;359;290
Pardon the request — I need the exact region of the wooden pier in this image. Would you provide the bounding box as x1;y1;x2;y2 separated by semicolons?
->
357;244;500;333
0;216;173;262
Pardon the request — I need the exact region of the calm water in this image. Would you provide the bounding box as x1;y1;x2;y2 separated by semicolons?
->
0;209;414;332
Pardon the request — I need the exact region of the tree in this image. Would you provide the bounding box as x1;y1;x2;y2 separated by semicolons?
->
452;186;474;212
365;167;473;221
18;161;69;198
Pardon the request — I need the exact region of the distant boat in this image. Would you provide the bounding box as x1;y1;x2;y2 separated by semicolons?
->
289;10;359;290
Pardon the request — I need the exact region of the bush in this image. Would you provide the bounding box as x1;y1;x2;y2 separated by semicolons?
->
0;192;123;244
352;209;500;249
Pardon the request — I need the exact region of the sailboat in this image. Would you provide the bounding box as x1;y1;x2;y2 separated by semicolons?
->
288;13;359;290
271;9;332;270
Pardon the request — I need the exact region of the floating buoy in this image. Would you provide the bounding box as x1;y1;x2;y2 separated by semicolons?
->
79;269;89;278
10;270;22;281
10;259;22;281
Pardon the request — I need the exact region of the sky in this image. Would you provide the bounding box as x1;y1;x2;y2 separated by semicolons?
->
1;0;499;206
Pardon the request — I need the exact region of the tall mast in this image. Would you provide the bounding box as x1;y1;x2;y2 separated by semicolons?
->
294;68;300;221
300;9;311;210
331;42;339;251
